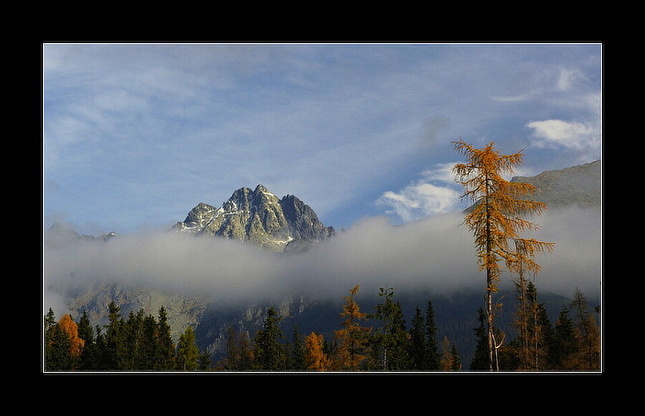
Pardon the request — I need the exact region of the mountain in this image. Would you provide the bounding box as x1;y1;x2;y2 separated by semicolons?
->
172;184;335;252
46;223;118;247
511;160;601;209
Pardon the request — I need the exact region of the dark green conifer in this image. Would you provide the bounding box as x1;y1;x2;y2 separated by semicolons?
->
77;311;96;370
156;306;176;370
425;300;440;370
369;286;411;370
470;308;490;371
253;307;286;371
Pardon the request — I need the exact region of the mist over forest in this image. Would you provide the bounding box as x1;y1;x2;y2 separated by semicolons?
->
45;205;601;316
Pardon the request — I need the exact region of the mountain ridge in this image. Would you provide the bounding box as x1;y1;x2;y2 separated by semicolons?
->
171;184;335;252
511;159;601;209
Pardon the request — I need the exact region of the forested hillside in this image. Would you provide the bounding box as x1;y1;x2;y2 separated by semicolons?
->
44;283;600;372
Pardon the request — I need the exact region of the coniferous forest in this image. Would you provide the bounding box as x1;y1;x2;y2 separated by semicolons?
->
44;283;600;373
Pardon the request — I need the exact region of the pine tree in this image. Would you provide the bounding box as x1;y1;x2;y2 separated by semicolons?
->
289;326;306;371
44;308;57;335
140;313;159;370
409;304;440;371
253;306;286;371
46;323;72;370
122;309;145;370
453;139;554;371
409;306;427;370
77;311;96;370
156;306;176;370
425;300;440;370
44;309;71;371
369;286;411;370
103;301;123;370
550;307;579;370
470;308;489;371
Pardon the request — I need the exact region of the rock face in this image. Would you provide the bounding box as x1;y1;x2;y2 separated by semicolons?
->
172;184;335;252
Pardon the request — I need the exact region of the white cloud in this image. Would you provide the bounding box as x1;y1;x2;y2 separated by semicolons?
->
378;184;461;223
377;163;462;223
527;119;598;151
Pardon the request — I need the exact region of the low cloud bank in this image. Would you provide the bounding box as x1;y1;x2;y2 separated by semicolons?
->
44;207;601;310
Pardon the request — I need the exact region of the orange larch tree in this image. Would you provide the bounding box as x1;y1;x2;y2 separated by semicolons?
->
332;284;371;370
58;314;85;363
305;332;332;371
452;139;554;371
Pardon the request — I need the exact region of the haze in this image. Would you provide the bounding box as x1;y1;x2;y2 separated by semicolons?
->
44;206;601;312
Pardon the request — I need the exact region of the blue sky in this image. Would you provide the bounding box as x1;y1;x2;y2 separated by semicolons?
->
43;42;602;235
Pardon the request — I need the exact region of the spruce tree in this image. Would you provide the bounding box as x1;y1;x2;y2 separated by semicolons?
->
140;314;159;370
470;308;490;371
103;301;123;370
425;300;440;370
46;323;72;371
77;311;95;370
289;326;306;371
409;306;427;370
369;286;411;370
122;310;145;370
253;307;286;371
156;306;176;370
550;307;578;370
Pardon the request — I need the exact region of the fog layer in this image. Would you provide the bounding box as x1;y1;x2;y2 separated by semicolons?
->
44;207;601;308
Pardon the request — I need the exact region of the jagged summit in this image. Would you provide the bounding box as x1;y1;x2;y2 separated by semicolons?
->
172;185;335;252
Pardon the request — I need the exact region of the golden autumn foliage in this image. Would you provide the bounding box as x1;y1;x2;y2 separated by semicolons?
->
304;332;332;371
332;285;371;370
453;139;554;287
453;139;554;371
58;313;85;358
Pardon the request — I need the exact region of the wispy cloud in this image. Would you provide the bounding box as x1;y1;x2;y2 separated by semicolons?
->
376;162;463;223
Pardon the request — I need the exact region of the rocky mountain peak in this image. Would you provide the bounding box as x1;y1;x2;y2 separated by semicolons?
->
173;185;334;252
